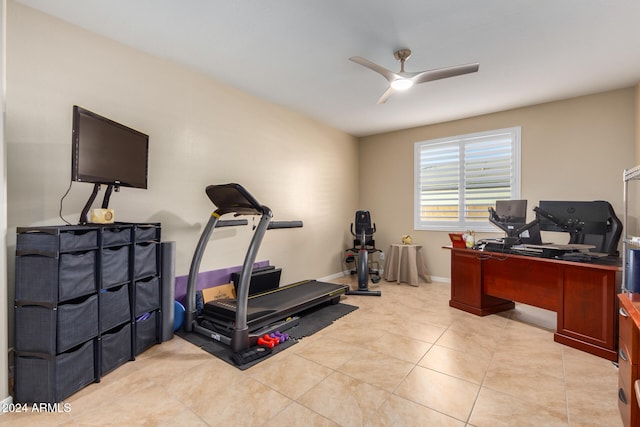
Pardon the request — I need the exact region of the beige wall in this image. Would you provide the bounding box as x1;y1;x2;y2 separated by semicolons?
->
4;1;359;354
359;88;637;280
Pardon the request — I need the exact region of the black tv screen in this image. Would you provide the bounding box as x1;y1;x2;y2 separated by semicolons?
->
72;106;148;189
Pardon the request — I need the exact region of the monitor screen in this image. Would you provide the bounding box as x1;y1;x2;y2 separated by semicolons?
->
494;200;527;224
72;106;149;189
536;200;609;235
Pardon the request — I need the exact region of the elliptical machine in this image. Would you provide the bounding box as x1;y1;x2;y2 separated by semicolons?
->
345;211;382;296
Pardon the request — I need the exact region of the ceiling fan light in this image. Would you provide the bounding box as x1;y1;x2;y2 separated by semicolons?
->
390;78;413;91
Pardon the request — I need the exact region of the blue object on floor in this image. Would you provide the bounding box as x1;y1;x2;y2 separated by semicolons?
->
174;300;185;331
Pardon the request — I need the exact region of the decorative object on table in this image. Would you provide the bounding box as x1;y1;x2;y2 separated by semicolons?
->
464;230;476;248
401;235;412;244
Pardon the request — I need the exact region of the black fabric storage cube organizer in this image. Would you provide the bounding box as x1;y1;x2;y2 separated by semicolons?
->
101;246;129;288
100;323;131;376
14;340;96;404
135;277;160;317
15;295;98;354
135;243;157;279
102;226;131;246
135;311;158;355
100;284;131;333
15;251;96;303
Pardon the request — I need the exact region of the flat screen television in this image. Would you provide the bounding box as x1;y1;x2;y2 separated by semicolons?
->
72;105;149;189
71;106;149;224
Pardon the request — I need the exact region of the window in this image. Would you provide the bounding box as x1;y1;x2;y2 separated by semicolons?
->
414;127;521;231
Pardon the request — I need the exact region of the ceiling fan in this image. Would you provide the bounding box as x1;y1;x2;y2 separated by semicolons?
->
349;49;479;104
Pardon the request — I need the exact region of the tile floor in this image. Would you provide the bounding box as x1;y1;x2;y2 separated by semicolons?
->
1;276;622;426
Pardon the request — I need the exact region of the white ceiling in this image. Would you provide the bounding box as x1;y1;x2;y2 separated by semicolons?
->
15;0;640;137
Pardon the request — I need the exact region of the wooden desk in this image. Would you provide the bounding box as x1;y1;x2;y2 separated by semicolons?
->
384;244;431;286
446;246;621;360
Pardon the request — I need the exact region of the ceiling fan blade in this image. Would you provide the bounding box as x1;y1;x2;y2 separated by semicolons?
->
411;63;479;85
349;56;398;82
376;86;394;104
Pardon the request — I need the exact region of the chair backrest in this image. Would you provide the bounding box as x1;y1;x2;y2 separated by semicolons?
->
354;210;375;236
569;201;622;255
351;210;376;249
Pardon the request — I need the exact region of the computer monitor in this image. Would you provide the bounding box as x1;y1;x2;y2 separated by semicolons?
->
535;201;609;236
489;200;541;244
494;200;527;224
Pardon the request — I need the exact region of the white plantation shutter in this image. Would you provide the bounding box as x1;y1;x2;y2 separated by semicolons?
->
414;127;521;231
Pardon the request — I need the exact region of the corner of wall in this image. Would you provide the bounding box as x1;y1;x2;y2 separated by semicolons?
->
1;0;10;406
636;83;640;165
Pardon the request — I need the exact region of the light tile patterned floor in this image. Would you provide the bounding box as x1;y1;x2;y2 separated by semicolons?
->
1;277;622;426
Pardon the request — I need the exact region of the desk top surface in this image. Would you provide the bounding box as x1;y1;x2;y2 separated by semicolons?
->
443;245;621;271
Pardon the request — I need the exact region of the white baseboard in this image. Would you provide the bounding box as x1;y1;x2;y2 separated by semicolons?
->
320;271;451;285
0;395;13;414
318;271;350;282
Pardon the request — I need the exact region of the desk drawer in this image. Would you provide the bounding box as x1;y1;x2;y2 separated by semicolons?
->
619;351;638;427
620;305;639;364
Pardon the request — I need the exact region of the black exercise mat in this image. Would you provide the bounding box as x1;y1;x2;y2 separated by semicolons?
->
286;302;358;339
177;302;358;370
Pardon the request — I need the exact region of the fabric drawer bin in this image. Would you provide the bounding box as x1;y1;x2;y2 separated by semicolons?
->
101;323;131;375
101;246;130;288
100;284;131;332
17;229;98;253
15;251;96;303
102;226;131;246
14;340;96;404
135;243;157;279
17;295;98;354
135;226;157;242
135;311;158;355
135;277;160;316
14;305;57;353
57;294;99;353
59;251;97;301
59;230;99;252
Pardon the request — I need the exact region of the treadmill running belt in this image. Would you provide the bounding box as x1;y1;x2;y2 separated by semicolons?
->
203;280;347;323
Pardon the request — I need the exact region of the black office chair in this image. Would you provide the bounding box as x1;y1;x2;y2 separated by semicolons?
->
569;201;622;256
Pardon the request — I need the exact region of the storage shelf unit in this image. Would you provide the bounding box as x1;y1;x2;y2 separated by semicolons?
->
14;222;162;403
623;165;640;292
620;165;640;426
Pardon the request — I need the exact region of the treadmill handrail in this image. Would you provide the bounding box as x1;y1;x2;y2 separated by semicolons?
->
267;220;303;229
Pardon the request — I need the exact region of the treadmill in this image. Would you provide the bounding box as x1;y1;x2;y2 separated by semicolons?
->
184;183;349;352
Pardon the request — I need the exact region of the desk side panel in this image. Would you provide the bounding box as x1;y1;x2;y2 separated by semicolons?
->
449;249;514;316
556;266;618;357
